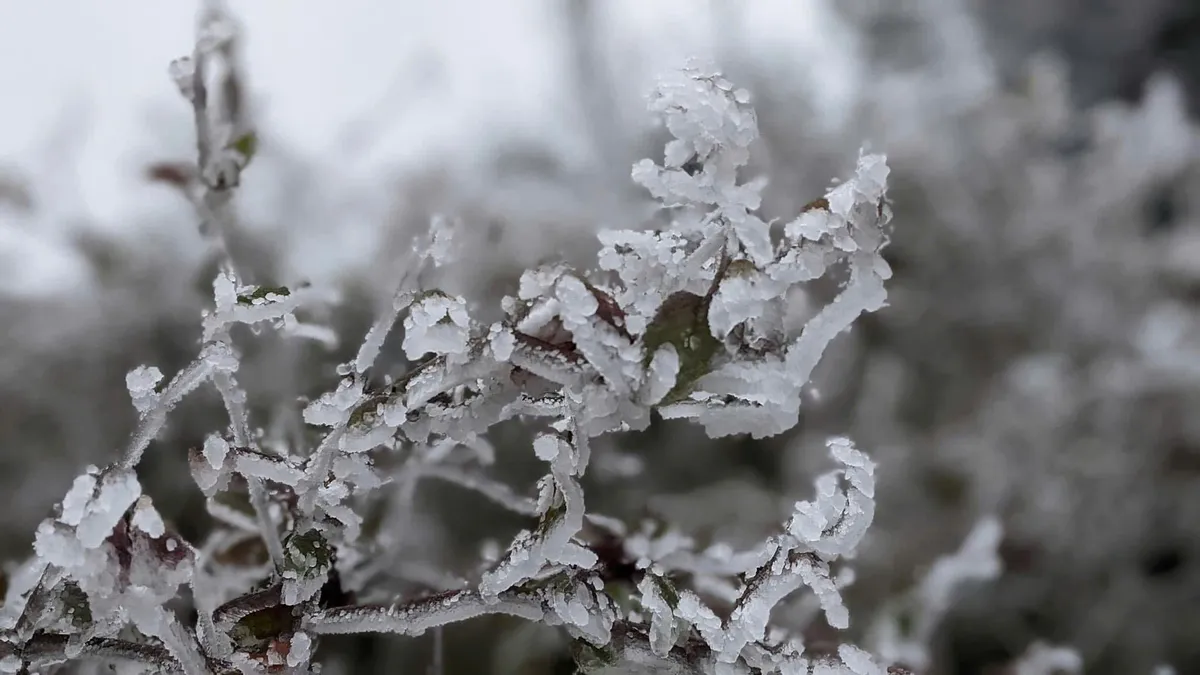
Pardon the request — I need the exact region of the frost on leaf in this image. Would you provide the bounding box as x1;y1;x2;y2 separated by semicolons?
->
287;630;313;668
624;69;893;440
303;376;364;427
641;292;721;404
30;503;195;653
130;496;166;538
190;433;233;496
480;430;596;598
204;271;336;342
340;394;402;454
633;65;772;265
708;261;785;348
5;58;902;675
48;468;142;549
539;573;618;646
636;570;686;656
640;344;681;405
281;529;335;605
597;229;702;336
403;291;472;360
488;323;516;362
225;598;300;660
229;131;257;167
786;437;877;558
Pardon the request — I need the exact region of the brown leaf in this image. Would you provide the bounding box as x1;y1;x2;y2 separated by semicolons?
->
145;161;197;189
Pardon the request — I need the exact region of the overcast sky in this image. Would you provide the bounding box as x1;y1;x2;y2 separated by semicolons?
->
0;0;847;295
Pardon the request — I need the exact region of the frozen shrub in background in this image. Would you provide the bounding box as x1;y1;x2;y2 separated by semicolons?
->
0;6;906;674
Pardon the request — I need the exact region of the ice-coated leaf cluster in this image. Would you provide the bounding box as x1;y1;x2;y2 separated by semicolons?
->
0;14;900;673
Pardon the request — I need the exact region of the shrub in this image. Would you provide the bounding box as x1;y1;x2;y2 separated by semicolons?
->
0;6;904;674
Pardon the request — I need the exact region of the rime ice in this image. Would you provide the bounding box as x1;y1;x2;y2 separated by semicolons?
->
9;58;899;675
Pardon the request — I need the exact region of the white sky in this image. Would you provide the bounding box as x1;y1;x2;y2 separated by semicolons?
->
0;0;565;218
0;0;854;294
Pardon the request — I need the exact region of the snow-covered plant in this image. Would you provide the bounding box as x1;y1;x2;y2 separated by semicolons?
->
0;7;900;674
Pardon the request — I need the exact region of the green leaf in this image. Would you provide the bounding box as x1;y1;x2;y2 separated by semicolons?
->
347;394;386;429
650;573;680;610
534;498;567;539
283;529;334;577
642;291;721;404
236;284;291;306
59;580;92;628
229;604;296;653
572;639;619;671
230;132;258;165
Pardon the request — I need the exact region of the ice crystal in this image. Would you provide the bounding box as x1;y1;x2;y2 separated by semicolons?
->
7;51;901;674
403;292;471;360
125;366;165;416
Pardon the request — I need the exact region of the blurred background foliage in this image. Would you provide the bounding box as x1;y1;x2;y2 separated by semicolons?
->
1;1;1199;673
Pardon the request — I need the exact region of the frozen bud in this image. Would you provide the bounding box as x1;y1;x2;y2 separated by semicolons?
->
126;366;164;416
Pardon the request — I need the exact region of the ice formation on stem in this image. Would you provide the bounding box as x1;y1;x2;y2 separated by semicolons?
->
1;15;900;673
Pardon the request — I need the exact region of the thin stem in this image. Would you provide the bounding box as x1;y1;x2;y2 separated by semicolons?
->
213;369;285;569
304;588;544;636
121;359;213;469
418;465;536;516
189;1;251;280
353;254;423;376
297;427;345;514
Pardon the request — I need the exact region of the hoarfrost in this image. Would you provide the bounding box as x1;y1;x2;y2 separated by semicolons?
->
403;292;471;360
489;323;516;361
637;571;685;656
6;55;904;674
130;496;165;538
303;377;363;427
287;632;313;668
70;469;142;549
125;366;164;416
202;433;229;469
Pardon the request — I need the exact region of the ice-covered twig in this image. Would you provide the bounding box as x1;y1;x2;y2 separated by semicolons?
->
121;357;214;469
353;217;456;376
170;0;255;278
212;370;286;570
9;43;904;674
0;634;187;672
304;587;545;637
418;464;538;517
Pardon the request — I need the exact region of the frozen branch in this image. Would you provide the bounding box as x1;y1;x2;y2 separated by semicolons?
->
9;34;904;674
304;587;546;637
1;634;184;672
